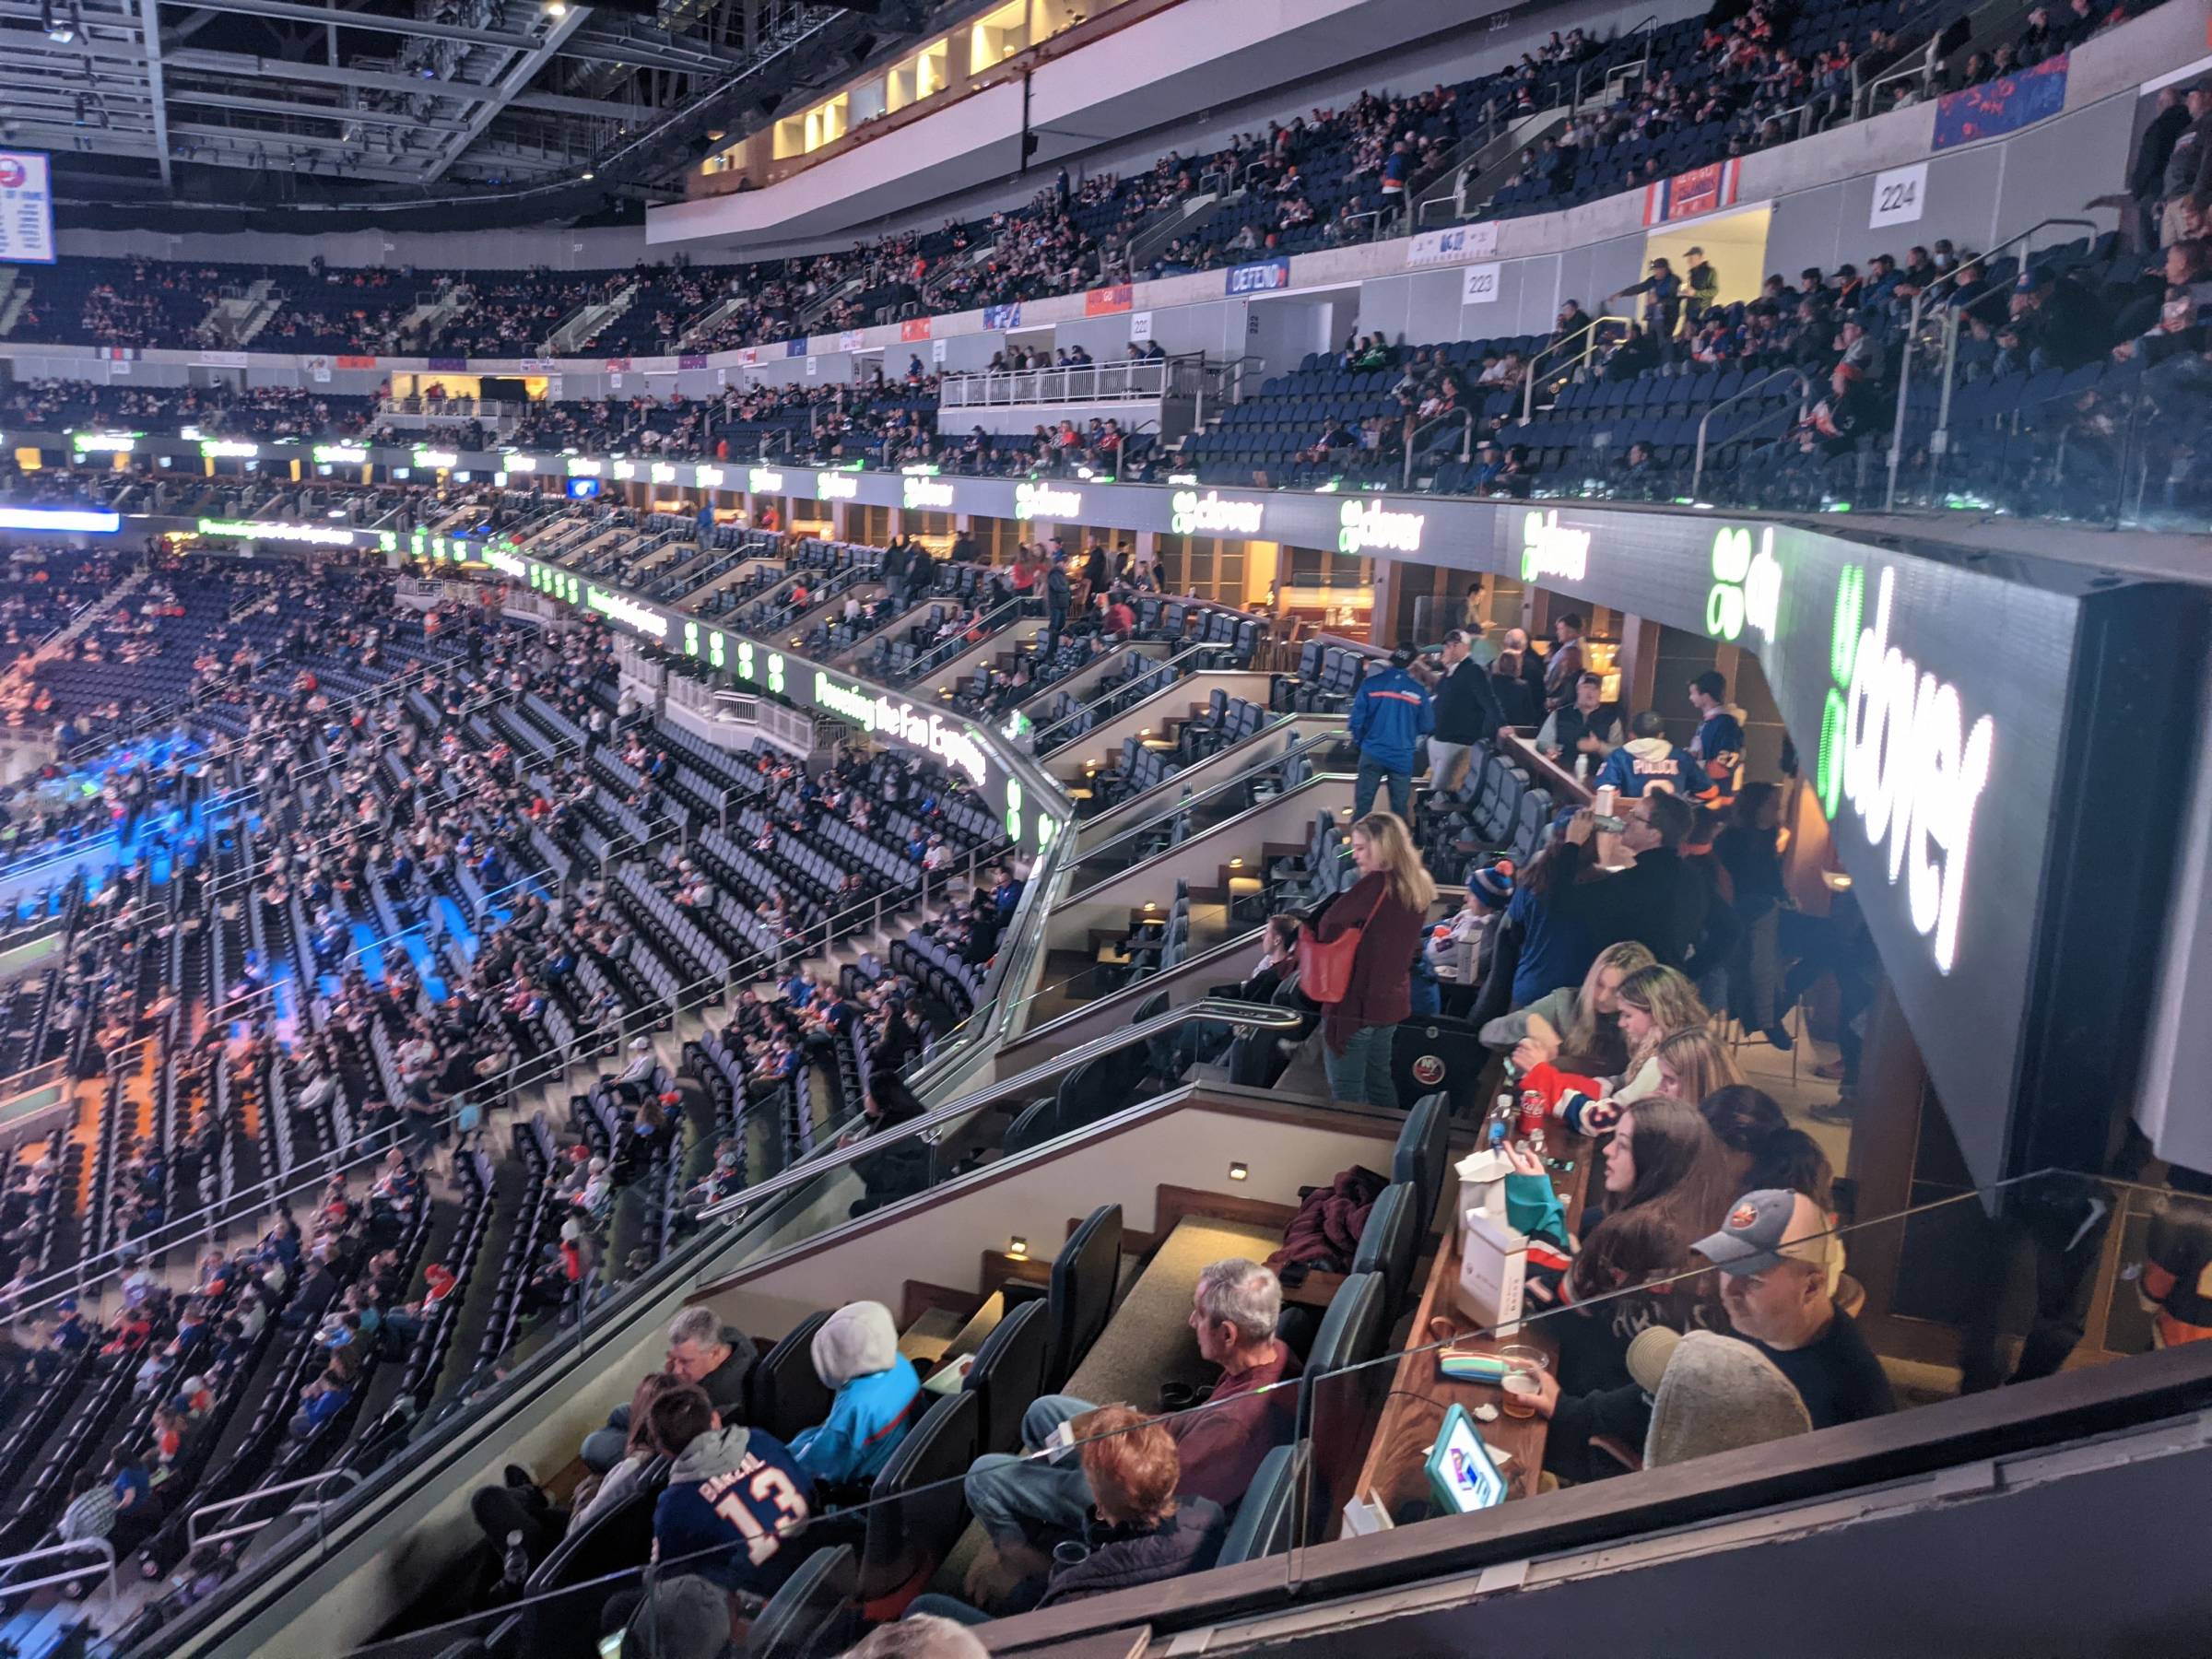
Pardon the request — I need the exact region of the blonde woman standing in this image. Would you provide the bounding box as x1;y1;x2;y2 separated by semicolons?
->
1301;812;1437;1110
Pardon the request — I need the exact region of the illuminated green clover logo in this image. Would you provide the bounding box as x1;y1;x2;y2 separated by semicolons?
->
1707;526;1783;644
1816;564;1865;819
1335;499;1362;555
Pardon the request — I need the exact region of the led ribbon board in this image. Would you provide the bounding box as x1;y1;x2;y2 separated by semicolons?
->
584;584;669;641
1818;563;1995;975
901;473;956;511
814;671;989;789
1014;481;1082;521
196;518;359;546
1170;490;1265;536
1520;509;1590;583
0;507;120;533
1338;500;1425;555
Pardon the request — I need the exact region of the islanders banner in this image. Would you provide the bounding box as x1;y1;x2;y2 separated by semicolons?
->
1933;55;2068;150
1641;159;1741;226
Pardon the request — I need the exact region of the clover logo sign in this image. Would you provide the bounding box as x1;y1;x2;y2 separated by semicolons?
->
1707;525;1783;645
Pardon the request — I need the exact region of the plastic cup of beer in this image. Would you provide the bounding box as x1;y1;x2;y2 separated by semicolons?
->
1498;1345;1548;1418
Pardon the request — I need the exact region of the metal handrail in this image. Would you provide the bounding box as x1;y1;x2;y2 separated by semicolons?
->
699;995;1301;1221
1404;408;1477;489
189;1469;365;1551
1074;724;1342;859
827;573;982;662
907;595;1035;682
939;358;1183;407
0;841;972;1331
1884;217;2096;510
61;647;453;766
0;1537;116;1604
1691;369;1813;500
203;698;586;902
1006;912;1279;1032
1029;639;1230;747
1853;0;1962;116
1100;418;1159;485
1520;324;1616;425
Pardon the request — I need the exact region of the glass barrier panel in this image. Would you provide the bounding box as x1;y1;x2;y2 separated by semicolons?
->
1285;1171;2212;1577
335;1392;1265;1656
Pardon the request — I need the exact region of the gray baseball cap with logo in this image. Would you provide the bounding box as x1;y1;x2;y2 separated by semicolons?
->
1693;1189;1840;1277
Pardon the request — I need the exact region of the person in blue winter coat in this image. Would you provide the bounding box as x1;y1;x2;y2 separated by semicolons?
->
1347;645;1434;820
789;1300;925;1491
1592;711;1704;799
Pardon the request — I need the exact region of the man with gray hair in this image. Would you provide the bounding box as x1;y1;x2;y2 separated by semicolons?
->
581;1305;759;1471
960;1258;1300;1547
1429;629;1509;794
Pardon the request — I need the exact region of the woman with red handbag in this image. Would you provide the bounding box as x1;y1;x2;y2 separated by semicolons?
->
1299;812;1436;1110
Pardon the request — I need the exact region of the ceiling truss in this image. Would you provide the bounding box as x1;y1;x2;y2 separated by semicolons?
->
0;0;874;202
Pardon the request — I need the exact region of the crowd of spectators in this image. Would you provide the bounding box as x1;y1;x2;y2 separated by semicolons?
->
0;0;2182;384
0;522;1033;1641
0;381;375;444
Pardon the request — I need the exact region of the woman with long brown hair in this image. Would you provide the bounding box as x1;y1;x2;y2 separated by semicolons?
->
1584;1095;1736;1268
1300;811;1436;1110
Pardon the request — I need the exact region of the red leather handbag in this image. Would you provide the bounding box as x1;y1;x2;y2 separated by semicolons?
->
1296;882;1387;1005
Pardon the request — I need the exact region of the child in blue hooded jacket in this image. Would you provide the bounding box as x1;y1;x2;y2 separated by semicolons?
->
789;1300;924;1489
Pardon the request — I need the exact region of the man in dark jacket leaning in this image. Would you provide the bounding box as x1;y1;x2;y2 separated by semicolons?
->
1550;791;1738;977
581;1305;759;1471
1348;645;1433;820
1428;629;1508;794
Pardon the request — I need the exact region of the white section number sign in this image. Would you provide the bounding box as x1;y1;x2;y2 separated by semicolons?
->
1869;163;1927;230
